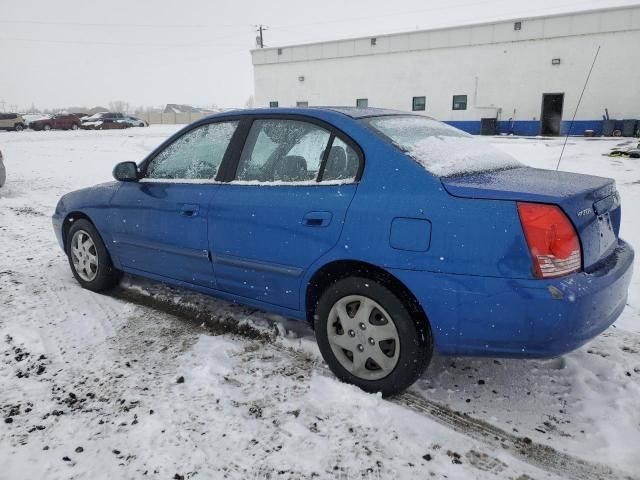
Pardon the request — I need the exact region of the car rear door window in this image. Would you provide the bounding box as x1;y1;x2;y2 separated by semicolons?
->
235;119;331;183
321;136;359;182
145;121;238;181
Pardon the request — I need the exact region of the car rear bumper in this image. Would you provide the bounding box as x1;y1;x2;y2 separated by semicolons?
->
390;239;634;357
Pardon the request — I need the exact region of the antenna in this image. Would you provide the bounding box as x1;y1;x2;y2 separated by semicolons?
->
556;45;601;171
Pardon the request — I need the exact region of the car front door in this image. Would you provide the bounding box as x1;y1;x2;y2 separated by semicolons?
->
109;120;239;287
209;117;362;310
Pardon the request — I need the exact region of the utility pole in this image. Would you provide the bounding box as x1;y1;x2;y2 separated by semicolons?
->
0;100;5;112
255;24;268;48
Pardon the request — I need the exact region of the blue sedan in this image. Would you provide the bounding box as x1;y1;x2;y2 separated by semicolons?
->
52;107;634;396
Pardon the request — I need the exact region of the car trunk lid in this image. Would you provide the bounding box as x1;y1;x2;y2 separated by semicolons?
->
442;167;620;271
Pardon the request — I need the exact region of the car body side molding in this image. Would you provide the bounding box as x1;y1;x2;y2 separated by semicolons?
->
213;253;304;277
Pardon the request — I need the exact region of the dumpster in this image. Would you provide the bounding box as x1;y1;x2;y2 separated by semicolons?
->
622;119;638;137
480;118;497;135
602;119;616;136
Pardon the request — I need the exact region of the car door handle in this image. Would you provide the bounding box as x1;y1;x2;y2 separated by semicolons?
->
302;211;332;227
180;204;200;217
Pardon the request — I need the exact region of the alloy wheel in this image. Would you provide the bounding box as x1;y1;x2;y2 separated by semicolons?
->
70;229;99;282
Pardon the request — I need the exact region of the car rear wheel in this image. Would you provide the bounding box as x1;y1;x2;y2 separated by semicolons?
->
315;276;432;397
67;219;122;292
43;124;51;131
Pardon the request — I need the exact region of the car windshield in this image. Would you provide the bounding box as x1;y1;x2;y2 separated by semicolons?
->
362;115;522;177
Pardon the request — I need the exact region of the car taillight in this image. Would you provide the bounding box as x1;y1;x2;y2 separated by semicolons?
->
517;202;582;279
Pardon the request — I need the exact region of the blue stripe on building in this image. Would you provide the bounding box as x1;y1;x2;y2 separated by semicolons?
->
445;120;615;136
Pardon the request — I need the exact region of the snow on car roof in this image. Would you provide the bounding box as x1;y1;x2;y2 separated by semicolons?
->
321;107;410;118
211;106;414;119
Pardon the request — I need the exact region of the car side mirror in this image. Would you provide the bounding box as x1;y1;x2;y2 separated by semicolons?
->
113;161;139;182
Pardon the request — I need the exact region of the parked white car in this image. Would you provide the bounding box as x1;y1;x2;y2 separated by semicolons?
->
0;113;27;131
122;115;148;127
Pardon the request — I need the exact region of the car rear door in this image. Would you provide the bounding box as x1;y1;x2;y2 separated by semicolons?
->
109;120;239;287
209;116;362;310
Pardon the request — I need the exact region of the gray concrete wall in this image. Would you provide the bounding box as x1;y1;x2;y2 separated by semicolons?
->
135;112;210;125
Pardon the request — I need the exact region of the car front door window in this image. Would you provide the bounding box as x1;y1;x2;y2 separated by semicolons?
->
145;121;238;181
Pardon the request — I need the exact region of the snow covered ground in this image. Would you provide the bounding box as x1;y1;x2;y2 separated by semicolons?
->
0;126;639;480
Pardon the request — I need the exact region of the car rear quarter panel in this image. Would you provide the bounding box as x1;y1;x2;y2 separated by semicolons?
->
299;118;536;351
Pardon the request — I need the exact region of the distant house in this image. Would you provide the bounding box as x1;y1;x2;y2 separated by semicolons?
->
163;104;216;114
87;106;110;115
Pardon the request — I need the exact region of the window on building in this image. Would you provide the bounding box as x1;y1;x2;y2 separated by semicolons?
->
356;98;368;108
412;96;426;111
277;48;283;55
371;37;377;46
514;21;522;30
296;101;309;107
269;101;279;108
452;95;467;110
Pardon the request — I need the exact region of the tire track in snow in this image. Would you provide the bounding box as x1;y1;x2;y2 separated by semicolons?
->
108;283;637;480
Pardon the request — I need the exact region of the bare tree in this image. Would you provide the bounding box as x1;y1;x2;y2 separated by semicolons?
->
108;100;130;113
25;103;41;114
245;95;255;109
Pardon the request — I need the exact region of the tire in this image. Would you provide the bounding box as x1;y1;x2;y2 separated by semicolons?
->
315;276;432;397
43;124;51;131
66;219;122;292
14;124;24;132
71;124;79;130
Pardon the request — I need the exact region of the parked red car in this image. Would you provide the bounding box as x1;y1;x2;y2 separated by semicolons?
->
30;114;81;131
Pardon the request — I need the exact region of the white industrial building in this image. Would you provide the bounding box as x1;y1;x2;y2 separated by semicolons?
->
252;5;640;136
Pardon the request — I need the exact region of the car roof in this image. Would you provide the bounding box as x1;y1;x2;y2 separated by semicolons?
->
209;106;414;120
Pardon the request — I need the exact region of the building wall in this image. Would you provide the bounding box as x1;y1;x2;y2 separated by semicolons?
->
253;6;640;135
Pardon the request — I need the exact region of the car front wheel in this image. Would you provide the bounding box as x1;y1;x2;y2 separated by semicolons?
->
15;124;24;132
315;276;433;397
67;219;122;291
43;124;51;131
71;124;79;130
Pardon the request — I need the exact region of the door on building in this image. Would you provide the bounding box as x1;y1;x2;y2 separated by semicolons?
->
540;93;564;136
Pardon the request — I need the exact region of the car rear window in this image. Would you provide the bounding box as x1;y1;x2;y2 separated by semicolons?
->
363;115;522;177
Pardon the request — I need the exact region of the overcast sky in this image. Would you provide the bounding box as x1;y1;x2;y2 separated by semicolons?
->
1;0;637;111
